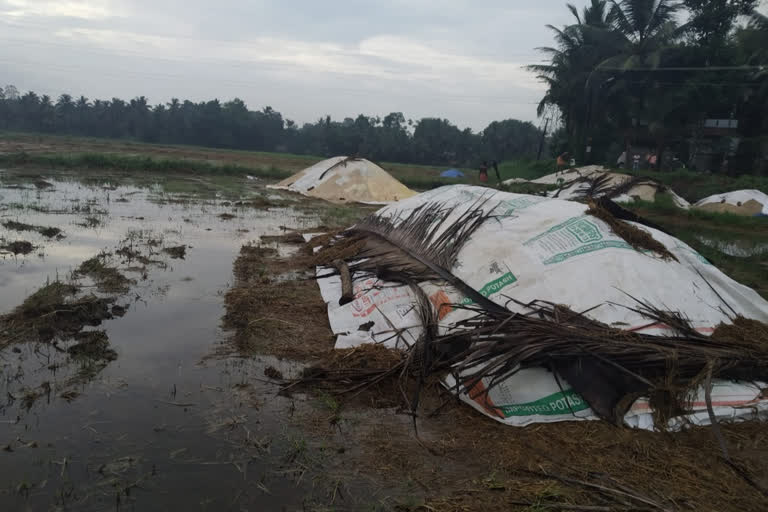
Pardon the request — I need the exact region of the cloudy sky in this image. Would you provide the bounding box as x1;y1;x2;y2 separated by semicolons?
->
1;1;766;131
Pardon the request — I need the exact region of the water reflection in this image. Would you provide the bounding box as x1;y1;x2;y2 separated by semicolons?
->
695;236;768;258
0;172;328;510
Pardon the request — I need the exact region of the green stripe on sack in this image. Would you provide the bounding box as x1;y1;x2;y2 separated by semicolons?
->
460;272;517;305
498;389;590;417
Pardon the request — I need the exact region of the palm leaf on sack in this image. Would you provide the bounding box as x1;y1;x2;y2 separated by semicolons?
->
316;197;508;315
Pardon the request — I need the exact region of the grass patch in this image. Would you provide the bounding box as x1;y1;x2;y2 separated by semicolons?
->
620;167;768;203
77;216;103;228
2;220;62;238
0;151;293;180
17;281;79;316
162;245;187;259
76;253;133;293
497;159;556;181
0;280;113;347
0;240;34;255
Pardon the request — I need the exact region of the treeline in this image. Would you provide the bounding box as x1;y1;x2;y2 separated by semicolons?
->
533;0;768;173
0;87;542;166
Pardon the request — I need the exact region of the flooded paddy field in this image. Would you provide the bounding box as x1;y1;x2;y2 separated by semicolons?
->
0;168;382;511
2;167;768;512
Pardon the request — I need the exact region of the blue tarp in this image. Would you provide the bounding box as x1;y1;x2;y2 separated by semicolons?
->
440;169;465;178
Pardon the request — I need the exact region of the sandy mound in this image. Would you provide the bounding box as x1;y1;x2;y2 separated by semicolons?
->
270;156;416;204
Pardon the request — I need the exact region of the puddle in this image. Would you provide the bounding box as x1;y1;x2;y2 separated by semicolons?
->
0;173;338;510
696;236;768;258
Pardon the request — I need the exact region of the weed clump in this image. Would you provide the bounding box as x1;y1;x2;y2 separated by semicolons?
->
77;254;133;293
67;331;117;361
77;216;103;228
162;245;187;259
1;240;34;255
2;220;63;238
0;280;113;347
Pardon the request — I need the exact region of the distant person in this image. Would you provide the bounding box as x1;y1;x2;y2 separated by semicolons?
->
617;151;627;168
479;161;489;183
632;153;641;172
556;152;570;172
647;152;657;169
491;160;501;183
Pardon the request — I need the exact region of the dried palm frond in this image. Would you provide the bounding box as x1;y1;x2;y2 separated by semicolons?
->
314;198;507;314
554;172;662;203
428;300;768;421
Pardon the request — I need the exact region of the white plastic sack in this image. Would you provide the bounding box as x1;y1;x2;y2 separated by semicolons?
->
316;185;768;429
695;189;768;215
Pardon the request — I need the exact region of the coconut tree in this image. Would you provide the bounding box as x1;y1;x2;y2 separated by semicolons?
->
589;0;684;165
528;0;621;161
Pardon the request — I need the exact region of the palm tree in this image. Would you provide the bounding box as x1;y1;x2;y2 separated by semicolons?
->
75;96;90;134
55;94;75;132
593;1;683;164
528;0;619;160
602;0;681;68
567;0;611;28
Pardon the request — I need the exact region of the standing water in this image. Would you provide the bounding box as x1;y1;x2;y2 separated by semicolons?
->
0;171;337;511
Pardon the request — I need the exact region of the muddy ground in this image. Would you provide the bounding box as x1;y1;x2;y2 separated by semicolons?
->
1;159;768;511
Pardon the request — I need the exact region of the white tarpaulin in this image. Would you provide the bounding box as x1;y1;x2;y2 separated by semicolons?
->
316;185;768;429
268;156;416;204
504;166;690;208
694;189;768;216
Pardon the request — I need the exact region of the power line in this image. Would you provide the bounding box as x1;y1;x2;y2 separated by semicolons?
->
596;65;765;71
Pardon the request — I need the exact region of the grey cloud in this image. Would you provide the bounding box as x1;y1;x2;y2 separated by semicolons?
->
0;0;573;130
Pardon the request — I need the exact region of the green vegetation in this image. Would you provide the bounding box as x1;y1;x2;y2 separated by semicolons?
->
0;136;560;194
0;240;34;255
76;254;132;293
0;152;292;180
2;220;62;238
497;159;557;181
17;281;79;316
0;90;542;166
623;168;768;202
